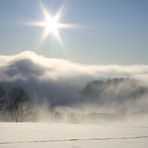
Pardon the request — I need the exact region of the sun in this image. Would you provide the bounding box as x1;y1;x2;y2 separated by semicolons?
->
26;2;75;48
44;15;59;36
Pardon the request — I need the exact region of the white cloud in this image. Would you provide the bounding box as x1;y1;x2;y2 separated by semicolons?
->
1;50;148;81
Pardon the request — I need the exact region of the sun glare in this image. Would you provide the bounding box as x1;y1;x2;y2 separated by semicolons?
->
45;16;59;35
40;5;61;39
26;2;76;49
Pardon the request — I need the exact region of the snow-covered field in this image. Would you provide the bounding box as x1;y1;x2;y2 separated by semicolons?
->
0;122;148;148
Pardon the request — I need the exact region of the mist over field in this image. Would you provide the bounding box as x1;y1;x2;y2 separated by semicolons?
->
0;51;148;122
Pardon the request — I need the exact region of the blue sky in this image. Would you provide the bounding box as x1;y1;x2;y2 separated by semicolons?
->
0;0;148;64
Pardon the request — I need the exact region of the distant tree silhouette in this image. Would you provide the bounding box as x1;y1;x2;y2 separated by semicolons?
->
82;78;147;104
0;85;6;112
6;87;30;122
0;85;5;97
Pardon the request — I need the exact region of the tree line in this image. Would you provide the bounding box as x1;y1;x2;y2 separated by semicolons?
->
0;85;30;122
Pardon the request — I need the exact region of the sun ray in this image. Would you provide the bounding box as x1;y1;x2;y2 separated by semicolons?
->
23;1;79;58
54;3;65;22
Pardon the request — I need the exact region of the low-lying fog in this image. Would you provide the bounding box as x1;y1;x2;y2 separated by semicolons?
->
0;51;148;123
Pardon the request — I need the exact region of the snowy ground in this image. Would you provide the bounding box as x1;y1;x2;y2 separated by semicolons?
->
0;122;148;148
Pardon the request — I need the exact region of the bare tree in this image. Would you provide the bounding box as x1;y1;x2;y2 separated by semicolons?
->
7;87;30;122
0;85;5;112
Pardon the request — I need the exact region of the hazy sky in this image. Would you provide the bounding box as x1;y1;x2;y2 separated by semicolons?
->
0;0;148;64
